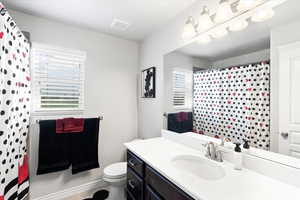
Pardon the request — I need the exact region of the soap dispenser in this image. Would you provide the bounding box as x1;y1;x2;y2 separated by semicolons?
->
243;139;250;153
234;143;242;170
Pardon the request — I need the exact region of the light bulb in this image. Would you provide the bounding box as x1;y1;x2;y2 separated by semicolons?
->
197;35;212;44
229;19;248;31
182;17;196;40
251;8;275;22
211;28;228;38
237;0;261;11
198;6;214;32
215;0;234;23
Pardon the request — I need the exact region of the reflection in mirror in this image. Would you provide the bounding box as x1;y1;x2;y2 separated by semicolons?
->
163;0;300;162
164;49;270;148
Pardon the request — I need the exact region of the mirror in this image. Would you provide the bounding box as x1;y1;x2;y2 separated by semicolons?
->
163;0;300;162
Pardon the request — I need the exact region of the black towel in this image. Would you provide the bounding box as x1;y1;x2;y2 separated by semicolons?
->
167;112;193;133
37;120;71;175
71;118;100;174
181;112;193;132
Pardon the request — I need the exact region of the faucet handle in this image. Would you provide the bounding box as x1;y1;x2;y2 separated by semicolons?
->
216;149;223;162
202;142;208;147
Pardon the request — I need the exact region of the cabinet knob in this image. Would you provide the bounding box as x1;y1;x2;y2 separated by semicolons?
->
281;132;289;139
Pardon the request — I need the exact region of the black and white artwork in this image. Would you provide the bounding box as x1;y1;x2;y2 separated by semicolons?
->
141;67;156;98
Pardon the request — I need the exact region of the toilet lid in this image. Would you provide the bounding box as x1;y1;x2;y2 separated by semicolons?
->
104;162;127;179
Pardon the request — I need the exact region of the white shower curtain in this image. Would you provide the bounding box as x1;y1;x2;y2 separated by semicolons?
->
193;62;270;150
0;3;31;200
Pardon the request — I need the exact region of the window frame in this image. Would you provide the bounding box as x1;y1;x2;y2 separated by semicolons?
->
172;68;193;110
30;43;86;115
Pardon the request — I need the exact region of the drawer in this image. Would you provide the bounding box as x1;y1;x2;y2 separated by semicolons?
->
145;166;194;200
127;191;135;200
145;185;163;200
127;167;143;200
127;150;144;177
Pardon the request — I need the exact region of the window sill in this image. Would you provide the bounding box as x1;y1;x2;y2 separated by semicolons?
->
173;106;192;111
31;110;84;117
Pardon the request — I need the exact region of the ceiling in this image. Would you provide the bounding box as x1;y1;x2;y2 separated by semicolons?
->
177;0;300;61
1;0;197;41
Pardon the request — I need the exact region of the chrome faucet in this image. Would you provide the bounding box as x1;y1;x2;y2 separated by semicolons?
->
203;142;223;162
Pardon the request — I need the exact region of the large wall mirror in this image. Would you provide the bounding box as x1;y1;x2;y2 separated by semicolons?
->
163;0;300;166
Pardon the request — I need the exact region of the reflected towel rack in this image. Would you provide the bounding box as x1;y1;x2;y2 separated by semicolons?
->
36;116;103;124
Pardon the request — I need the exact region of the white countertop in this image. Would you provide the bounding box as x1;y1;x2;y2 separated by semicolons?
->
125;137;300;200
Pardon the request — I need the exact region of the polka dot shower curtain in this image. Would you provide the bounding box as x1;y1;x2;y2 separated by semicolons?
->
193;62;270;150
0;3;31;200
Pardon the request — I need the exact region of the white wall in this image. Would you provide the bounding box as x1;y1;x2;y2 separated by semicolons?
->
270;19;300;153
212;49;270;67
138;0;222;139
9;10;139;199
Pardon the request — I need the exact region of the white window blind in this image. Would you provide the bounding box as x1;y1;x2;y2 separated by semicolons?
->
31;43;86;112
172;70;192;109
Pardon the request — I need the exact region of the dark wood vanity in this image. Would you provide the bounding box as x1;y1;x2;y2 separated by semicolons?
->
126;150;194;200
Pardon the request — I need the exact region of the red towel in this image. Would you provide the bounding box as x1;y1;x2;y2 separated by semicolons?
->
64;118;85;132
56;119;64;133
56;118;85;134
176;112;188;122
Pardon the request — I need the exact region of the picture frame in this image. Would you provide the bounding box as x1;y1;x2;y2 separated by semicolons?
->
141;67;156;98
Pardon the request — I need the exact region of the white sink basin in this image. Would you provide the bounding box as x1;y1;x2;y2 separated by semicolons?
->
171;155;225;181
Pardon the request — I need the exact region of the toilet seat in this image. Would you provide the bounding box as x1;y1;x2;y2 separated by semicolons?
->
104;162;127;179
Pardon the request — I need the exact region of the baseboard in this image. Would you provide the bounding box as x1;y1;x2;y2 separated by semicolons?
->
31;179;107;200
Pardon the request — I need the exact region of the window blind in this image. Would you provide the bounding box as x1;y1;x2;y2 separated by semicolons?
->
172;70;192;109
31;43;86;112
173;71;186;107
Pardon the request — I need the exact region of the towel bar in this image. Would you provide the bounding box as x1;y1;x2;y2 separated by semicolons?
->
35;116;103;123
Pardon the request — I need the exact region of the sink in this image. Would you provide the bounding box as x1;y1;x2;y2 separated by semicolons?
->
171;155;225;181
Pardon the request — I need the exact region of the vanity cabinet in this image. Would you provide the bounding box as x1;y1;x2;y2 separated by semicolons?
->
126;150;194;200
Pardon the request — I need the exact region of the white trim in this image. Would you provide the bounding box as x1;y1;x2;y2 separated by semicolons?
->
277;41;300;52
31;179;107;200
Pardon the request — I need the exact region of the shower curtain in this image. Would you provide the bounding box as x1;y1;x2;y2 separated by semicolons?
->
193;62;270;150
0;3;31;200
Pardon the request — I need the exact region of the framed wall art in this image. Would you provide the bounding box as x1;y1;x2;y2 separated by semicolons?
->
141;67;156;98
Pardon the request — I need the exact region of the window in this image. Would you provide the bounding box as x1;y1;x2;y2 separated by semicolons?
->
31;43;86;112
172;69;193;109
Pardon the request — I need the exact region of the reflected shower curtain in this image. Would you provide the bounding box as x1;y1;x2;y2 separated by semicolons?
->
0;3;31;200
193;62;270;150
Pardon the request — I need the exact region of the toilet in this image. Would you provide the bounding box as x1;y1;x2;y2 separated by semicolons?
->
103;162;127;200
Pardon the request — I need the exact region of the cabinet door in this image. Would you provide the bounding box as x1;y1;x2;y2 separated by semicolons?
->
127;192;135;200
145;185;163;200
145;166;194;200
127;168;143;200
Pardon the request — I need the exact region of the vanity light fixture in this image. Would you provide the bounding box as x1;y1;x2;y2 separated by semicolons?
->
198;6;214;32
182;0;284;41
211;28;229;39
197;35;212;44
182;16;197;40
229;19;249;32
251;7;275;22
237;0;262;11
214;0;234;23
